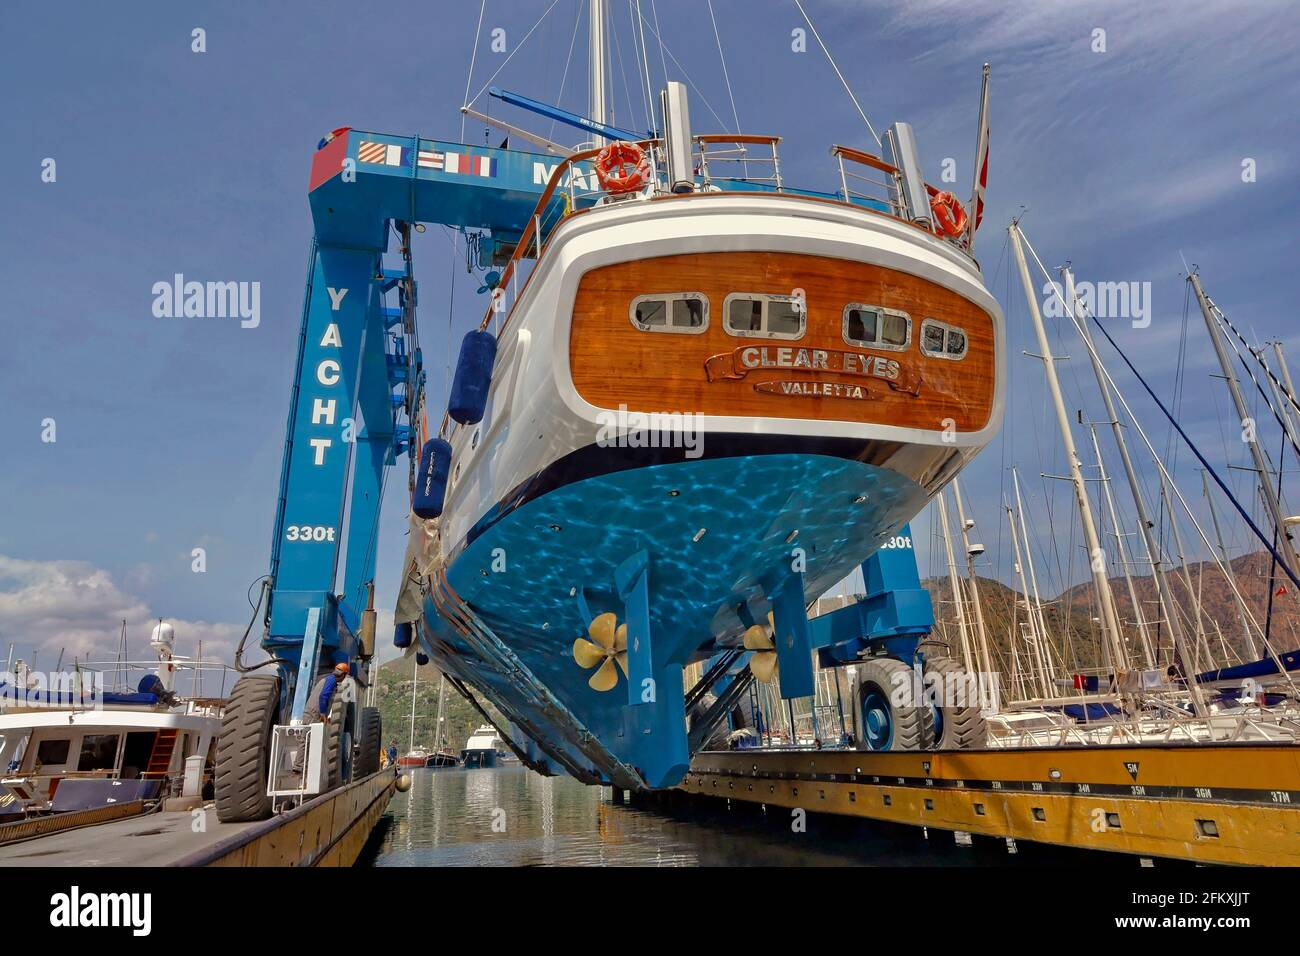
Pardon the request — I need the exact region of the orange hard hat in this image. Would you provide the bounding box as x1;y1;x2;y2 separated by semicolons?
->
334;662;349;675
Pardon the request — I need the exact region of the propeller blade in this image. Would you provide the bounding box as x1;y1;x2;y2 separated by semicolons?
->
750;650;779;684
588;612;617;650
615;650;629;677
614;622;628;653
573;637;606;669
588;656;619;692
742;623;773;651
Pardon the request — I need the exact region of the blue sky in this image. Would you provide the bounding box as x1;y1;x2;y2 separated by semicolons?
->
1;0;1297;668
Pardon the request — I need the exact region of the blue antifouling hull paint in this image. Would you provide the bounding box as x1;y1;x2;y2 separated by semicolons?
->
448;330;497;425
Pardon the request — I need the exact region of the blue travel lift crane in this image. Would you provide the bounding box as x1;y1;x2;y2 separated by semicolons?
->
213;106;958;818
213;120;626;821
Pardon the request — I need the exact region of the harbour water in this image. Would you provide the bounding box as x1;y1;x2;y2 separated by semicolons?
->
364;767;1115;867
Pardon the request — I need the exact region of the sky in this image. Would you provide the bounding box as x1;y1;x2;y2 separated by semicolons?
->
1;0;1298;671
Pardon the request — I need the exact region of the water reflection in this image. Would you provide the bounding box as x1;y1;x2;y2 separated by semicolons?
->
367;767;1076;867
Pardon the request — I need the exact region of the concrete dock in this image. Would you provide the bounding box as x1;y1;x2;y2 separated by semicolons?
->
0;770;394;867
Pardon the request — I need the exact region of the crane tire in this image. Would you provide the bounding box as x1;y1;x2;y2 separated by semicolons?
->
355;706;383;776
214;674;281;822
856;657;933;751
925;657;989;750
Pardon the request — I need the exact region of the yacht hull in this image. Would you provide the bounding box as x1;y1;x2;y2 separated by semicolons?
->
414;193;1005;788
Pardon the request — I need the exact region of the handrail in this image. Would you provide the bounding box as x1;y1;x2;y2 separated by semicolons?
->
474;137;662;337
696;133;782;147
829;144;899;176
438;140;661;438
474;143;604;335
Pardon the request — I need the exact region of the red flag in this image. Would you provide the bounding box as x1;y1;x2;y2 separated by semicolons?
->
967;64;990;248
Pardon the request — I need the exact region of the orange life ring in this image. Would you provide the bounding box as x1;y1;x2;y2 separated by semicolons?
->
929;190;968;238
594;141;650;195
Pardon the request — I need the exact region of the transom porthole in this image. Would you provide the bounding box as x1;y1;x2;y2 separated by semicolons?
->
723;293;806;340
842;304;911;352
630;292;709;333
919;318;968;360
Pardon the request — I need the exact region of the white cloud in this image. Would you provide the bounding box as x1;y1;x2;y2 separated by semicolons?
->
0;554;242;669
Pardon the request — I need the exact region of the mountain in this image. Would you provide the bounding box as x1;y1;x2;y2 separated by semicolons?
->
373;656;506;755
923;550;1299;682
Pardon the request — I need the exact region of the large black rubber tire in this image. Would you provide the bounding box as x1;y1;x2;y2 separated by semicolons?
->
325;692;346;790
855;658;933;751
355;706;382;776
925;657;988;750
214;674;281;823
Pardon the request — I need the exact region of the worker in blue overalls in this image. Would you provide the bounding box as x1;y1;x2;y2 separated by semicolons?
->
294;662;350;774
304;662;350;725
386;740;398;768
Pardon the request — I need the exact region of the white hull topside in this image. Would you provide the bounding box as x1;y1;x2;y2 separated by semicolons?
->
428;194;1005;563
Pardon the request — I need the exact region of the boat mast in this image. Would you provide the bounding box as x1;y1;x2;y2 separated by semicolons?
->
1004;495;1050;699
588;0;607;141
1012;467;1057;691
435;675;448;751
1189;272;1300;577
935;490;975;671
1159;474;1213;672
1089;425;1157;670
952;479;998;693
1009;224;1129;680
1063;266;1194;687
1201;468;1259;658
408;656;418;751
1272;342;1300;439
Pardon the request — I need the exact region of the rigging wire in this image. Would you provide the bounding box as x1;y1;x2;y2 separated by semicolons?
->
548;0;586;143
630;0;657;132
1217;310;1300;462
627;1;732;133
1212;299;1300;422
791;0;881;147
706;0;742;135
464;0;565;109
608;3;643;134
649;0;670;94
460;0;488;142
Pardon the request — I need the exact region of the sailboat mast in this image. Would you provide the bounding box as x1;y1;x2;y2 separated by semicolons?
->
1063;266;1194;688
1201;468;1259;658
1004;498;1050;699
1089;425;1157;670
1159;475;1212;672
588;0;607;138
935;490;975;671
408;656;418;751
1009;224;1129;678
435;675;447;750
1190;272;1300;576
952;479;997;694
1012;467;1057;689
1272;342;1300;439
